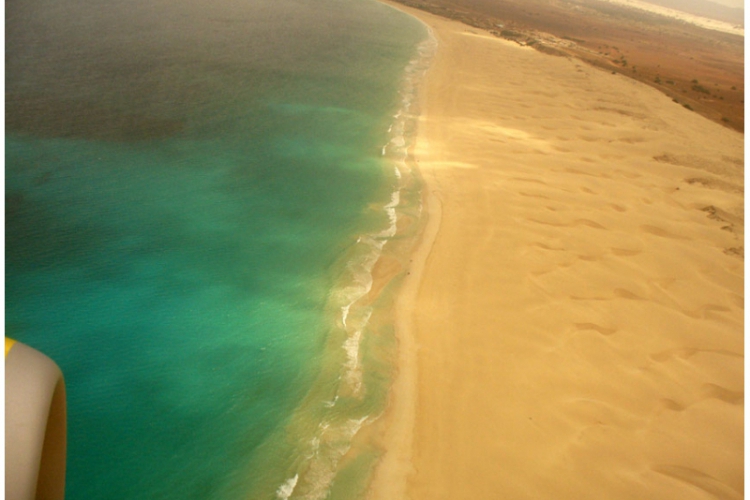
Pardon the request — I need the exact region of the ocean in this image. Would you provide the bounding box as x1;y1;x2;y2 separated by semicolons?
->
4;0;432;498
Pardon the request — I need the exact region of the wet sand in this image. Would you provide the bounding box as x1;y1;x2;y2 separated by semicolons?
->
371;4;744;500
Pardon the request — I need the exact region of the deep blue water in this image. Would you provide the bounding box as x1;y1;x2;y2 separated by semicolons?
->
5;0;426;498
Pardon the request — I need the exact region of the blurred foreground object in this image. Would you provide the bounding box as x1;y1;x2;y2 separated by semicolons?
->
6;338;67;500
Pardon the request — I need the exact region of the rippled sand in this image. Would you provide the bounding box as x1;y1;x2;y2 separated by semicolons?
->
371;4;744;500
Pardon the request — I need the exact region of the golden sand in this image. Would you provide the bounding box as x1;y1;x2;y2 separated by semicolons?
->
371;4;744;500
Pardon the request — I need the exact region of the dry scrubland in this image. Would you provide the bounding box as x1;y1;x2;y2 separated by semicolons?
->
370;2;744;500
391;0;744;132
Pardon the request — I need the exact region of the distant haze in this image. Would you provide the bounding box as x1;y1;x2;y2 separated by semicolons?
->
707;0;743;8
640;0;744;24
646;0;743;8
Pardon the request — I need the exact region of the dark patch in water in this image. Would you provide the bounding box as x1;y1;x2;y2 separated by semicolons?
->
6;93;185;141
5;190;118;273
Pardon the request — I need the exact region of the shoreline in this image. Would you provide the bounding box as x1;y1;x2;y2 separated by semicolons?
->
365;5;440;499
249;11;437;498
369;3;743;499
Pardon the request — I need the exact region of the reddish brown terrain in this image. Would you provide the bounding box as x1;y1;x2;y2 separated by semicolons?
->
393;0;744;132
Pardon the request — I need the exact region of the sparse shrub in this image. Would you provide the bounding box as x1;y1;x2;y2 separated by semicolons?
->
722;117;730;122
666;80;674;85
683;103;693;110
692;84;710;94
654;76;661;84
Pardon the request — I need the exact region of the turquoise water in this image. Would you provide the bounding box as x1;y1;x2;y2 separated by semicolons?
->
5;0;428;498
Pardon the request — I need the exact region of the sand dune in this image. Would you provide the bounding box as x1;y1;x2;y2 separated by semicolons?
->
371;4;743;500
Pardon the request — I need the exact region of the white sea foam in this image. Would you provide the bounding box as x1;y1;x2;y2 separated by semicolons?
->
387;190;400;208
322;396;338;409
276;474;299;500
341;304;350;328
343;309;372;395
378;195;399;240
297;417;370;500
390;135;406;148
343;329;364;393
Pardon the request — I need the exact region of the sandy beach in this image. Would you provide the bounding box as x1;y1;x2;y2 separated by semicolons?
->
371;4;744;500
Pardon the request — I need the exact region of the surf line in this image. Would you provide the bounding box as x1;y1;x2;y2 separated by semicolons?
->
272;24;437;500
